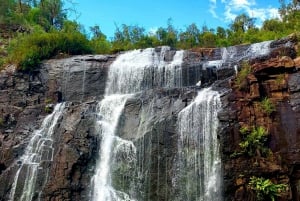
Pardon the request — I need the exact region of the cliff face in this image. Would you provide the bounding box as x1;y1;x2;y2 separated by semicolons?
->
220;35;300;201
0;36;299;201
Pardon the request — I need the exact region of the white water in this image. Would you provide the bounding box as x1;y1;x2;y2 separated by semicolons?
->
92;47;184;201
92;94;133;201
105;47;184;94
81;64;87;102
204;40;272;69
174;88;221;201
9;103;65;201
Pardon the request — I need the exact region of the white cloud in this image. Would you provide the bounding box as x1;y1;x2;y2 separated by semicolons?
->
224;7;237;21
219;0;280;24
209;0;219;19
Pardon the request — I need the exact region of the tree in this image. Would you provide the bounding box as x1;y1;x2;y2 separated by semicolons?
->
230;14;256;33
39;0;66;30
200;31;217;47
178;23;200;48
90;25;104;39
165;18;178;47
0;0;16;23
216;26;226;39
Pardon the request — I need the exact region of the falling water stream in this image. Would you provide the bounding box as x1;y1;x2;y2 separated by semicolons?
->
174;88;221;201
9;103;65;201
91;45;224;201
92;47;184;201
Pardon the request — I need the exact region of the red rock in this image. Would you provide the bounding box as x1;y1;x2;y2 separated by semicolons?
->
294;56;300;67
279;56;295;68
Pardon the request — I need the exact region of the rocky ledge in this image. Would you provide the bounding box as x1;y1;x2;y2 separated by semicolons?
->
220;34;300;201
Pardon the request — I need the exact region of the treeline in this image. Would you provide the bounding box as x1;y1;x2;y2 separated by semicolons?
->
0;0;300;70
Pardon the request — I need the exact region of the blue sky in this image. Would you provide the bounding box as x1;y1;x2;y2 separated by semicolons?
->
66;0;281;39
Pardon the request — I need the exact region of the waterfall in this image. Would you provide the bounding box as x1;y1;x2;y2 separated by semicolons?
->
81;64;87;102
92;47;184;201
92;94;133;201
105;47;184;94
9;103;66;201
204;40;272;69
173;88;222;201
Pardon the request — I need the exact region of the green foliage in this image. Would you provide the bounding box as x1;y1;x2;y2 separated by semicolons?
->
44;105;53;113
260;98;276;115
200;31;217;47
239;126;269;157
1;1;300;73
236;61;252;90
8;30;93;71
45;98;53;104
0;58;4;70
249;176;287;201
275;74;285;85
0;117;4;127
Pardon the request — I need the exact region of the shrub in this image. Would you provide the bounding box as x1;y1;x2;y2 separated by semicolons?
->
236;61;252;90
239;126;269;157
249;176;287;201
8;31;93;71
260;98;276;116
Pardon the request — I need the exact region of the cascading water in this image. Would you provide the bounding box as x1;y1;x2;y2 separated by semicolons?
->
92;47;184;201
173;88;222;201
9;103;65;201
92;94;133;201
204;40;272;69
105;47;184;94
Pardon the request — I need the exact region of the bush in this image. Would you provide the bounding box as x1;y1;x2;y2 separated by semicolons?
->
249;176;287;201
260;98;276;116
239;126;269;157
236;61;252;90
8;31;93;71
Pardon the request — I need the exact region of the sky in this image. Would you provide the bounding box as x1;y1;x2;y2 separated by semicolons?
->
65;0;281;39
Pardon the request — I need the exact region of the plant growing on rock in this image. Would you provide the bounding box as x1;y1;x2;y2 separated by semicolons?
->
248;176;287;201
239;126;269;157
275;74;285;86
260;97;276;116
0;118;4;127
236;61;252;90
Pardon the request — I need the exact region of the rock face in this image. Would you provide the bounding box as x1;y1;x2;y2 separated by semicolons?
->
0;36;300;201
220;35;300;201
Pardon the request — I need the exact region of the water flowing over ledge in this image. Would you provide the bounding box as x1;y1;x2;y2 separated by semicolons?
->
91;46;223;201
174;88;222;201
9;103;66;201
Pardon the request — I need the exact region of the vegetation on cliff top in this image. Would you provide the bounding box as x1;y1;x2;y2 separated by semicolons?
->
0;0;300;71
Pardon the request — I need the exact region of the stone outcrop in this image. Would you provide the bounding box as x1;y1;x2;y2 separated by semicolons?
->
220;35;300;201
0;55;113;200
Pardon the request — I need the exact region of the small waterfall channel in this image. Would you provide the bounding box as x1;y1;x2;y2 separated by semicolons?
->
174;88;221;201
9;103;66;201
